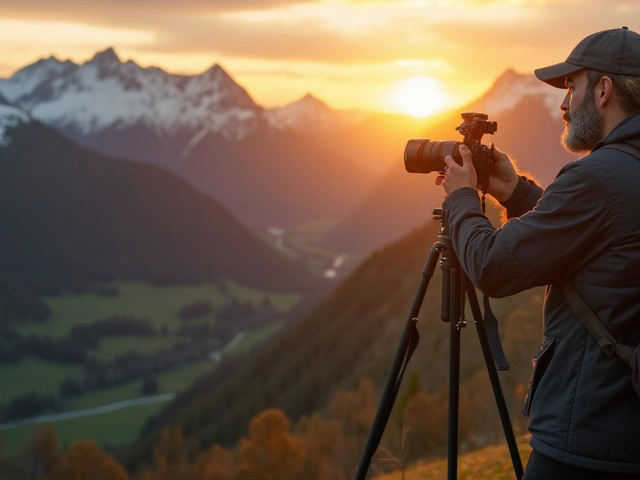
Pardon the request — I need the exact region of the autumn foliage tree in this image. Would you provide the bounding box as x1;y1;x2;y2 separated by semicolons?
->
190;444;237;480
295;413;345;480
137;426;190;480
328;378;377;475
236;409;305;480
48;439;128;480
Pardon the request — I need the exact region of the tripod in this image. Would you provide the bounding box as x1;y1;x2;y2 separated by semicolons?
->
355;208;524;480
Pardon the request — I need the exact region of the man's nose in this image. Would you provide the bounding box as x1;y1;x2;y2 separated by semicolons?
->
560;91;570;112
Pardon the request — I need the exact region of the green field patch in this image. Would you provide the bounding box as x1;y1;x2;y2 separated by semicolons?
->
0;400;170;454
221;280;299;310
230;320;286;355
68;359;217;410
88;334;193;362
0;357;83;404
15;281;299;340
68;380;153;411
15;282;228;339
154;359;217;392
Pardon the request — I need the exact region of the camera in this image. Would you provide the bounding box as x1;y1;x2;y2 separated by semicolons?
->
404;112;497;175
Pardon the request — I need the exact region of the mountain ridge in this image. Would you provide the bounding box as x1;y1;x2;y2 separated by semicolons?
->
0;110;323;294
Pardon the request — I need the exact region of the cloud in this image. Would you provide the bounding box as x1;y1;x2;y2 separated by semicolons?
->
2;0;639;69
2;0;640;109
0;0;317;17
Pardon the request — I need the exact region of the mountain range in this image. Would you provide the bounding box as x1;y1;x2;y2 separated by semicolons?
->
0;52;578;255
0;49;378;230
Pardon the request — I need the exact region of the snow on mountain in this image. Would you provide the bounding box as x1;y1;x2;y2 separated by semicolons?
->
0;56;77;105
470;69;566;119
0;95;31;147
0;48;263;142
265;93;369;132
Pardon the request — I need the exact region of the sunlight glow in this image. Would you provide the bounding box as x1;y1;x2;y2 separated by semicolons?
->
389;76;449;118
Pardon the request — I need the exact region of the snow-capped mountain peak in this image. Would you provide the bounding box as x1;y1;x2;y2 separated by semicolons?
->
0;47;262;141
88;47;121;65
265;92;368;131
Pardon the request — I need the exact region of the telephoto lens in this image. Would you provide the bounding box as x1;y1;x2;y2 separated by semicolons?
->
404;139;461;174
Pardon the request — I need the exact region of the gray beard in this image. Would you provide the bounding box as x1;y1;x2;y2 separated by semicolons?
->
561;91;604;153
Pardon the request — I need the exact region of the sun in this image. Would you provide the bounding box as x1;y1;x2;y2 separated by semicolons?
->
390;75;449;118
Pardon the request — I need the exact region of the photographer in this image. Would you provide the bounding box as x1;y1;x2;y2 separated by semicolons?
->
439;28;640;479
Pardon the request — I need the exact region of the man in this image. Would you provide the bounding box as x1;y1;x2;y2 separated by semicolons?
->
440;27;640;479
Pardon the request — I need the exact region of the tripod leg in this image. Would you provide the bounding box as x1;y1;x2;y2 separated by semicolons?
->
463;274;524;480
354;242;442;480
447;264;464;480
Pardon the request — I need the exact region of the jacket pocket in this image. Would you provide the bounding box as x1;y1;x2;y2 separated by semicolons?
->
521;336;555;417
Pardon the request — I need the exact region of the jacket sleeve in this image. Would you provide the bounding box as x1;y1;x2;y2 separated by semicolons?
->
501;176;544;218
442;162;614;298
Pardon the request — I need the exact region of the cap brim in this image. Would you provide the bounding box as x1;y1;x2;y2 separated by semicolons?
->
534;61;583;88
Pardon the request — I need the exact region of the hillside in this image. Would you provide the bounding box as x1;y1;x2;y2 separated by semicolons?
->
0;115;323;294
377;435;532;480
124;205;545;469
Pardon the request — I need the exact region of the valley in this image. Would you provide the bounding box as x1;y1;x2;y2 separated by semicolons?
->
0;280;301;453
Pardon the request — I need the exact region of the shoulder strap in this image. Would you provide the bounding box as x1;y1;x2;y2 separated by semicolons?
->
601;143;640;161
561;281;633;365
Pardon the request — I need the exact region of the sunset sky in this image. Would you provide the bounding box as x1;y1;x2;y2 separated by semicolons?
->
0;1;637;116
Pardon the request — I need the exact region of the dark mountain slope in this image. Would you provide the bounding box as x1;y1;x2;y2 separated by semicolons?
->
0;119;323;293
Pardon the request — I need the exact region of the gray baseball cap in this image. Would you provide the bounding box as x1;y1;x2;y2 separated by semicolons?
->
535;27;640;88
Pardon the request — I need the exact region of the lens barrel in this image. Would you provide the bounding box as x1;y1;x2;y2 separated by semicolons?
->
404;139;461;174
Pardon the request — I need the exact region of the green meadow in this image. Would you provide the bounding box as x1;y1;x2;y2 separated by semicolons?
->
0;280;298;453
15;280;298;339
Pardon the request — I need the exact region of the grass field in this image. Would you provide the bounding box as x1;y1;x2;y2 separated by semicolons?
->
0;358;84;403
67;359;218;410
87;333;195;362
15;280;299;340
2;279;298;402
376;435;533;480
0;401;170;455
0;280;301;455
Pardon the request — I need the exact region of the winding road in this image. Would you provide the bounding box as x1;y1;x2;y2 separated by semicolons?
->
0;392;175;432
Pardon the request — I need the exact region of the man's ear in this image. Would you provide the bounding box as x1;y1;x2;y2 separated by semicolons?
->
597;76;614;107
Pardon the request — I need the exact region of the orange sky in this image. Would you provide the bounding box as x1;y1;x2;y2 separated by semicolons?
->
0;1;637;116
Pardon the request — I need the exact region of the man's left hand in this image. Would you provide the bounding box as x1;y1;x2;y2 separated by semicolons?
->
437;144;478;195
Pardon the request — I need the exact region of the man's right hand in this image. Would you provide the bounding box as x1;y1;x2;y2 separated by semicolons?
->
486;145;520;203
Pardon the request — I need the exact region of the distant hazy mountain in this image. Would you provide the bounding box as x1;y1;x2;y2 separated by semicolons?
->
0;49;377;229
324;69;577;252
0;103;322;294
264;93;368;132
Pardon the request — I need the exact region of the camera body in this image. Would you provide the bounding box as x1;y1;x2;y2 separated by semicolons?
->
404;112;497;174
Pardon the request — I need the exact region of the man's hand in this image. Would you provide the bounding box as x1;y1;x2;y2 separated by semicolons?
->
484;146;519;203
438;144;477;195
436;144;519;202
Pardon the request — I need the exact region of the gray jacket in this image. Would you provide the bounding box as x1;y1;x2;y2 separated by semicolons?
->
443;115;640;473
